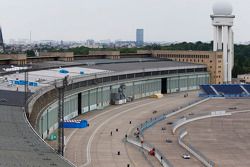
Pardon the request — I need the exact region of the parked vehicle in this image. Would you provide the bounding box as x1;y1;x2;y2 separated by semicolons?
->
182;154;191;159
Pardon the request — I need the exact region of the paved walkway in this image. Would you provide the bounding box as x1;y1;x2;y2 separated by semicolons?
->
64;91;200;167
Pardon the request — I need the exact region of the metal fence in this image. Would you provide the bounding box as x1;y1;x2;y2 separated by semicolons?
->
178;129;215;167
126;137;174;167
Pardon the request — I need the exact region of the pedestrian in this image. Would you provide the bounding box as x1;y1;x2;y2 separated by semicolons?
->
110;131;112;136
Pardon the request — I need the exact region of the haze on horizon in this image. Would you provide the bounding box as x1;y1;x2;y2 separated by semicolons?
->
0;0;249;43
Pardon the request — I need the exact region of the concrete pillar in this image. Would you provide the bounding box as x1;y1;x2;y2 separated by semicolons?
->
228;27;233;83
223;26;229;83
213;26;218;51
231;29;234;69
218;26;223;50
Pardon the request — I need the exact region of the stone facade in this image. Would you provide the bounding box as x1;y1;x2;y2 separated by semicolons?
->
150;50;224;84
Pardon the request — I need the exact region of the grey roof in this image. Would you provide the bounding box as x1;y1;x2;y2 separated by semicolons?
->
0;90;33;106
0;58;160;73
87;60;206;72
0;105;72;167
28;58;165;70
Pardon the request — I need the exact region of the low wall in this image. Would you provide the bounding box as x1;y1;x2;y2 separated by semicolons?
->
172;111;232;134
125;97;211;167
178;130;215;167
126;137;173;167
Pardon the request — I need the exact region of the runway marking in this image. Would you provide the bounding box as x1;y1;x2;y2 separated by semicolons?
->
64;99;152;164
65;100;151;148
80;100;156;167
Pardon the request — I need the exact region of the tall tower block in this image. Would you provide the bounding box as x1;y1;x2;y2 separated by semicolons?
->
211;1;235;84
0;27;5;52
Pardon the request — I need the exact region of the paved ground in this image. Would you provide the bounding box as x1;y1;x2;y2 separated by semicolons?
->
184;99;250;167
144;98;250;167
64;94;250;167
64;91;200;167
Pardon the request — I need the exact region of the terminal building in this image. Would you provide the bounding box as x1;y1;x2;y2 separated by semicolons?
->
150;50;223;84
1;50;222;84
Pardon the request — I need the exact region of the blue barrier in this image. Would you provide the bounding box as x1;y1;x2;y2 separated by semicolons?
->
10;80;39;87
60;120;89;128
59;69;69;74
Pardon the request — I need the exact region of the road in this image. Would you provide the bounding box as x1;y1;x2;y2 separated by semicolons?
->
64;91;200;167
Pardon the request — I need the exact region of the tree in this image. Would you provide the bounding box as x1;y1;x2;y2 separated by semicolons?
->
26;50;36;57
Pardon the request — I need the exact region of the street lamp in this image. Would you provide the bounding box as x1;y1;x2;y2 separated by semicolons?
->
55;76;69;156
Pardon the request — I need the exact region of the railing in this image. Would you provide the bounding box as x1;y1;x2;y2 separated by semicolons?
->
139;114;166;136
125;97;211;167
126;137;174;167
139;98;210;137
178;129;215;167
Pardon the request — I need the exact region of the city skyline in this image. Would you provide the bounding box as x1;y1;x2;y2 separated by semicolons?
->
0;0;249;42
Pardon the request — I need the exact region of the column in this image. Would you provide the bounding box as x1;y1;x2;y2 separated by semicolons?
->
213;26;218;51
223;26;229;83
218;26;223;50
228;27;233;83
231;30;234;69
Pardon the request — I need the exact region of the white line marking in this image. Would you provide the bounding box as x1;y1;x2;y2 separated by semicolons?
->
64;100;152;164
230;109;250;114
65;100;150;149
80;100;156;167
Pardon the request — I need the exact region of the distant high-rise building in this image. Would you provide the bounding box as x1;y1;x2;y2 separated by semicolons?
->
0;27;5;52
136;29;144;47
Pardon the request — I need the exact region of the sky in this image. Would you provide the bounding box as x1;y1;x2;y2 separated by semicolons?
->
0;0;249;42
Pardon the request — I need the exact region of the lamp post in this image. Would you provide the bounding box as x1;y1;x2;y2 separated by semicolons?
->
55;76;69;156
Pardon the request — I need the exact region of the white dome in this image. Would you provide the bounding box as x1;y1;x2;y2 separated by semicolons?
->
213;1;233;15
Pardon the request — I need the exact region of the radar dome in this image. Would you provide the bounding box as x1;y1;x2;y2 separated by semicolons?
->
213;1;233;15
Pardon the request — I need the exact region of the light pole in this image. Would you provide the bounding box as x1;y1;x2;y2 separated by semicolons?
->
24;70;29;116
55;76;69;156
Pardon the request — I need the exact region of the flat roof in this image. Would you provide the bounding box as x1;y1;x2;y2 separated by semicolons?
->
0;59;206;93
88;60;205;72
0;105;72;167
0;67;109;92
